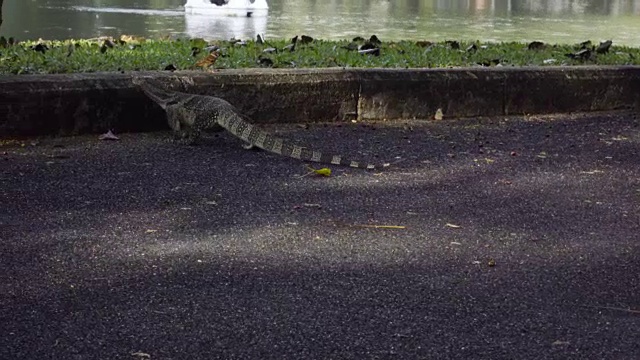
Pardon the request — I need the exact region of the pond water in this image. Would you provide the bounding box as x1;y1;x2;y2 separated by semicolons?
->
2;0;640;45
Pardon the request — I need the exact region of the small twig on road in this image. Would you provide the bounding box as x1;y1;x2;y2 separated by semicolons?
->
333;220;406;229
581;305;640;314
352;224;406;229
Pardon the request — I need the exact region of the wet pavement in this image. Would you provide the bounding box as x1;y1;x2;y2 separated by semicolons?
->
1;112;639;359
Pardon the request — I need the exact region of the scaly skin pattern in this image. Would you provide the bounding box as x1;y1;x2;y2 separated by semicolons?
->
134;78;381;169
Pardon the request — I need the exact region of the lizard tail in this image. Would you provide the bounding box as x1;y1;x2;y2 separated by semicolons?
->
218;112;384;170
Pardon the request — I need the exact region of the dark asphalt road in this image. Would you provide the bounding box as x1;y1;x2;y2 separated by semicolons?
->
1;112;639;359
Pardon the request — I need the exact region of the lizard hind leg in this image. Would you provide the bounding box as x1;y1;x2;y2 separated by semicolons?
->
173;128;202;145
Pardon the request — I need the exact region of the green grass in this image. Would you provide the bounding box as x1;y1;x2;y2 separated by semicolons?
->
0;36;639;75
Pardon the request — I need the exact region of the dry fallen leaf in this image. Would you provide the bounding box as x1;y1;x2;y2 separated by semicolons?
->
445;223;461;228
434;108;443;120
300;166;332;178
120;34;146;43
145;229;158;234
99;130;119;141
131;351;151;359
308;167;331;176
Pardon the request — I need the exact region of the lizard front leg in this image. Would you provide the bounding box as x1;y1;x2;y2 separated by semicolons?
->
166;105;200;145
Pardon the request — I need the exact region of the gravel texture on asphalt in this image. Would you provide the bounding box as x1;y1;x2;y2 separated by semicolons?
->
1;112;639;359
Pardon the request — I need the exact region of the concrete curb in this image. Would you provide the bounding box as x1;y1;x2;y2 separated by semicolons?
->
1;67;639;137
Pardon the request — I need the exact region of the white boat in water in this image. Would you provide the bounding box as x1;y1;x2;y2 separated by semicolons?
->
184;13;267;40
184;0;268;17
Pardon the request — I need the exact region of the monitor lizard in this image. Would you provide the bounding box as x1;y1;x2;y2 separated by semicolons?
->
133;77;385;170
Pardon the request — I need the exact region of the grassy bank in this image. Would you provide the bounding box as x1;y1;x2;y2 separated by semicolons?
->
0;36;639;75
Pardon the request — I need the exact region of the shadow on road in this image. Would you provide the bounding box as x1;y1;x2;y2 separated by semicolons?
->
1;112;639;359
